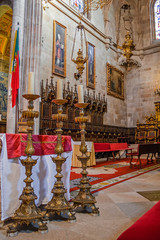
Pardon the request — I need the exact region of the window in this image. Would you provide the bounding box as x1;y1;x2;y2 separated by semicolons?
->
154;0;160;40
71;0;84;13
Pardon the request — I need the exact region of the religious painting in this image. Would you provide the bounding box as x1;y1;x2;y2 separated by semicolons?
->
53;21;66;77
86;42;95;89
107;63;124;100
0;72;8;119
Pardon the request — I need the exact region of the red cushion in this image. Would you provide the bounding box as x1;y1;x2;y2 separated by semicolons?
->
110;143;128;150
94;143;110;152
117;201;160;240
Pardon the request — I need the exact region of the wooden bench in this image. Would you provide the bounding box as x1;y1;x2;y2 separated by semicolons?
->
94;143;111;160
94;142;132;160
94;143;110;153
110;143;132;159
127;143;160;168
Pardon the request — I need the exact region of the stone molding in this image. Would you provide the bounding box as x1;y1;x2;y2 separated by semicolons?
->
50;0;160;58
49;0;106;44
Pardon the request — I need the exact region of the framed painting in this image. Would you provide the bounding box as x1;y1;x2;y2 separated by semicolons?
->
107;63;124;100
86;42;95;89
52;21;67;77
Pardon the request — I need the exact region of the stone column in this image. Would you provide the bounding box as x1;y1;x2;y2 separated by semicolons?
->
7;0;25;133
7;0;43;133
21;0;43;134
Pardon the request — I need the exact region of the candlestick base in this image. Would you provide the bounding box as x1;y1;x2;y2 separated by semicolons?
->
45;155;76;222
72;157;99;216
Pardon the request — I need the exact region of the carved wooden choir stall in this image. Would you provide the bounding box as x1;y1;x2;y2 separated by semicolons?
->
39;77;135;143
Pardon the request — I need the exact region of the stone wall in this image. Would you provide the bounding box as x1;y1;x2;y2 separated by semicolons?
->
126;0;160;127
4;0;160;133
104;0;160;128
126;51;160;128
40;0;128;128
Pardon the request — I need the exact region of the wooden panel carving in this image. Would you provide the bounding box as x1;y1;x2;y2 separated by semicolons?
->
39;78;135;143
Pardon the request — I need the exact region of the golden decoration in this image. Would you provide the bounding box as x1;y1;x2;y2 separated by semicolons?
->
83;0;112;13
155;101;160;124
71;22;88;80
0;9;12;61
122;31;135;63
72;48;88;78
72;103;99;215
7;94;48;237
45;99;76;222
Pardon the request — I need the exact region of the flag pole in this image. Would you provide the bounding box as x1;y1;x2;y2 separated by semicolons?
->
15;23;20;133
11;25;20;133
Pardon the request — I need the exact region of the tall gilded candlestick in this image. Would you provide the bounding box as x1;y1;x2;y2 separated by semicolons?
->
45;98;76;222
7;94;48;236
72;103;99;216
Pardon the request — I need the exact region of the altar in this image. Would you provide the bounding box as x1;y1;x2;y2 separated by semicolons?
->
72;141;96;167
0;134;72;221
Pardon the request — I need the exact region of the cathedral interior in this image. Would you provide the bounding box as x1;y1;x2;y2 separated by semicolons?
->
0;0;160;239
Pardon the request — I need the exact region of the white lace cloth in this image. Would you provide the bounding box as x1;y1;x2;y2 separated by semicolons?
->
0;134;72;220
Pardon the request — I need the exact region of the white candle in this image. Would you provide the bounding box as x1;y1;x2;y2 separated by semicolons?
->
28;72;35;94
78;85;84;103
57;79;63;99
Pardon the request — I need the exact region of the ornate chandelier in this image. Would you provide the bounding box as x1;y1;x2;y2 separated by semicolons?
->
71;22;88;81
117;4;140;70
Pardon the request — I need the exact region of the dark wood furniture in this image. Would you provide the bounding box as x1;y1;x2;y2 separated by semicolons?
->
127;143;160;168
39;78;135;143
0;120;6;133
135;115;159;143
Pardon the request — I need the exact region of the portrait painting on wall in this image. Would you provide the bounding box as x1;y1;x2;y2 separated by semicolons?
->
86;42;95;89
53;21;66;77
107;63;124;100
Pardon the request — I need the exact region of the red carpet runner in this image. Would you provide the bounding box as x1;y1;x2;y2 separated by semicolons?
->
70;159;160;196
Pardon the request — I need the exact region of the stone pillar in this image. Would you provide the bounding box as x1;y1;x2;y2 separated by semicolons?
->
7;0;43;133
21;0;43;134
7;0;25;133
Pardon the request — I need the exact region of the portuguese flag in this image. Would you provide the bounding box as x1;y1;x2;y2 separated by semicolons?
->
11;28;20;108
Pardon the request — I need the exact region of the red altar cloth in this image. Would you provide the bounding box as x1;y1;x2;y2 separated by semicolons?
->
6;134;72;159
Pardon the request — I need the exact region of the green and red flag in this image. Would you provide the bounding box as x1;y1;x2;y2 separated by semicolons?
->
11;28;20;108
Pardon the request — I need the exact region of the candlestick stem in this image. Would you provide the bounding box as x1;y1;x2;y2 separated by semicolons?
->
72;103;99;216
45;99;76;222
7;94;48;236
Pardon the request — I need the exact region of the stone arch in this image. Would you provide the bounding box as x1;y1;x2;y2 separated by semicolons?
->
114;0;136;45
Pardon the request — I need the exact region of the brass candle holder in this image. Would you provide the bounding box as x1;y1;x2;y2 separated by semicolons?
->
45;99;76;222
72;103;99;216
7;94;48;236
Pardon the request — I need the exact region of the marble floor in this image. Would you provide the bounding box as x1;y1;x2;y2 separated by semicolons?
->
0;167;160;240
